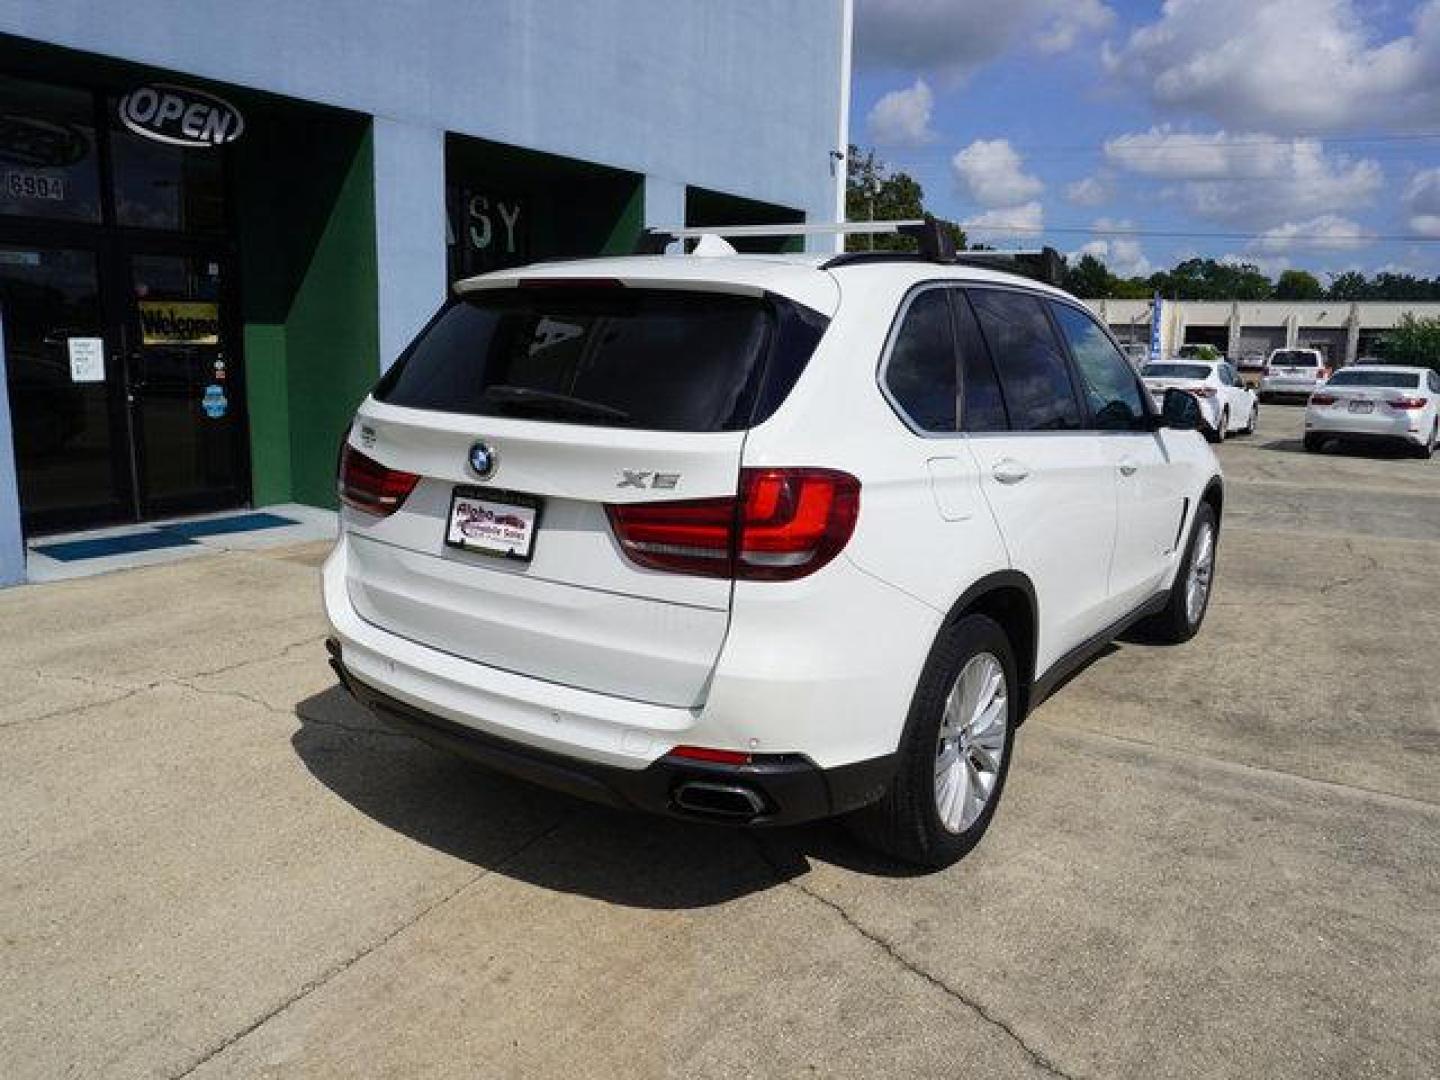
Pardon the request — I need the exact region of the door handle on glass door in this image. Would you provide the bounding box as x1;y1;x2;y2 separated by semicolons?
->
1118;458;1139;476
991;459;1029;485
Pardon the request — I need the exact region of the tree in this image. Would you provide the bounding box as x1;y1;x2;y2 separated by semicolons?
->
1377;314;1440;371
1274;269;1323;300
1063;253;1115;298
844;145;965;252
1327;271;1370;300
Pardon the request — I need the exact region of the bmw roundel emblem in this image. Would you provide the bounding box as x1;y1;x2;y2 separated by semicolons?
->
468;441;498;479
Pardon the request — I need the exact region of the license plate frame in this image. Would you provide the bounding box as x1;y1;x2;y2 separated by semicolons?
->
444;486;543;562
1348;400;1375;414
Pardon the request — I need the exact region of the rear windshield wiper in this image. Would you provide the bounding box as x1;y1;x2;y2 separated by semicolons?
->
482;385;631;424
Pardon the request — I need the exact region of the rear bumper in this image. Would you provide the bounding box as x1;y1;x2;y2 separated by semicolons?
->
1260;379;1319;398
1305;409;1424;443
329;643;894;826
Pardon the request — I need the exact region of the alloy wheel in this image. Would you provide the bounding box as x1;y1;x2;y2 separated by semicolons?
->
934;653;1008;834
1185;522;1216;626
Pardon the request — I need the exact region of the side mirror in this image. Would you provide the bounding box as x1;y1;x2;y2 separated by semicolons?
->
1161;388;1203;431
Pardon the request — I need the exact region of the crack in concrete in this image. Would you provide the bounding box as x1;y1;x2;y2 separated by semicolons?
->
167;814;570;1079
0;635;328;732
751;839;1079;1080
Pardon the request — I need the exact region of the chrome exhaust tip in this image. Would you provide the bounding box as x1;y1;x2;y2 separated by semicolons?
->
672;781;767;820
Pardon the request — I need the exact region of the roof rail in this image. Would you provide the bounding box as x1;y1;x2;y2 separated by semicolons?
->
635;216;958;262
633;218;1066;287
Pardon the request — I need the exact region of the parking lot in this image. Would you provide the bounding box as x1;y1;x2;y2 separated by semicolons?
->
1;403;1437;1080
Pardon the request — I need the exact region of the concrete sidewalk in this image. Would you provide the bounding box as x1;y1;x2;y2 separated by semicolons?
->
1;407;1437;1079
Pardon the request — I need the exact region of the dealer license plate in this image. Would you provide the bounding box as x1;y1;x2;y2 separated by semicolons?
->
445;488;540;561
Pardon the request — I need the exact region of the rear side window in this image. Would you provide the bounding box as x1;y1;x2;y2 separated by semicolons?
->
968;289;1082;431
883;288;957;432
374;287;826;432
955;292;1008;432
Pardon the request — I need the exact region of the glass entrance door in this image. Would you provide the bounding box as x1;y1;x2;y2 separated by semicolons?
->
123;251;245;518
0;243;132;532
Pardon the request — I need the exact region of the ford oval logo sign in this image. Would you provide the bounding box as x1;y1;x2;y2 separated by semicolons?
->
468;441;498;479
118;84;244;148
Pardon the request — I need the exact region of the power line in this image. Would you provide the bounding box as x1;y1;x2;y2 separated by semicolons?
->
957;223;1440;243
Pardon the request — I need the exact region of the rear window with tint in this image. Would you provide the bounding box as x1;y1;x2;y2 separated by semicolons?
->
1326;370;1421;389
373;287;826;432
1143;363;1211;379
1271;350;1320;366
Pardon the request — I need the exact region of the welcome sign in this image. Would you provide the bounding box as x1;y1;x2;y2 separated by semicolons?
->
138;300;221;345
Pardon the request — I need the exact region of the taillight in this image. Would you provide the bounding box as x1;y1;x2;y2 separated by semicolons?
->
1387;396;1427;410
337;442;420;517
1310;393;1337;406
1318;367;1332;380
1189;386;1216;398
607;467;860;582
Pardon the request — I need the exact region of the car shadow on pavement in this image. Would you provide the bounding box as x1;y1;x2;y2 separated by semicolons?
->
1262;436;1416;459
290;684;891;908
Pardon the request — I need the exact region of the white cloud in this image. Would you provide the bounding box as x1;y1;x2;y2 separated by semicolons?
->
1102;126;1383;227
1252;215;1372;252
963;201;1045;241
952;139;1044;207
1070;219;1153;277
1403;167;1440;236
1065;175;1111;207
865;79;936;146
856;0;1115;81
1035;0;1115;53
1103;0;1440;132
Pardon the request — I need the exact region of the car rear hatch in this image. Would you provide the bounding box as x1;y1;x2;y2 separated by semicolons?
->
1268;352;1323;384
339;267;834;708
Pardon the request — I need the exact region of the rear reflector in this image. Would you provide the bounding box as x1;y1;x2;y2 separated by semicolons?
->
1310;393;1337;406
337;443;421;517
607;467;860;582
668;745;752;765
1387;396;1427;410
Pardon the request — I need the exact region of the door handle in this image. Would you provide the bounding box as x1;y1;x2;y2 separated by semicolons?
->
991;459;1030;485
1118;458;1139;477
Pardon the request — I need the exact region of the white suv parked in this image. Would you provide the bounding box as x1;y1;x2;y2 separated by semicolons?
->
323;227;1224;867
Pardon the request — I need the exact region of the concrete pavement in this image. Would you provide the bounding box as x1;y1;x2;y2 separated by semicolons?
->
1;405;1436;1079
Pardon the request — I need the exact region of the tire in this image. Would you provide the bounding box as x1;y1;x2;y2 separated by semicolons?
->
1207;408;1229;443
1135;501;1218;645
847;614;1017;869
1416;421;1437;460
1303;433;1325;453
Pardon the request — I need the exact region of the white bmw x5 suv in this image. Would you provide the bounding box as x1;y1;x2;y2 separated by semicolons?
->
323;226;1224;867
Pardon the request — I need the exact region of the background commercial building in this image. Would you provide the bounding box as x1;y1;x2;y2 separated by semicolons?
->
1089;297;1440;365
0;1;853;584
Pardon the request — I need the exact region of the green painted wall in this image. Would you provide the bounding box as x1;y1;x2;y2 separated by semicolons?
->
285;128;379;507
235;107;378;509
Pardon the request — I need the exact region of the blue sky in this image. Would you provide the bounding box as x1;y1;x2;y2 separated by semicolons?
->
850;0;1440;280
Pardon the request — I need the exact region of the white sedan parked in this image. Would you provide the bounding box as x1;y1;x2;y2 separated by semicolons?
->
1142;360;1258;442
1304;365;1440;458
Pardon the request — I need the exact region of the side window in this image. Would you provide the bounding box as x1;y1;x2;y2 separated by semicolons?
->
1430;371;1439;394
954;290;1008;432
1049;301;1148;431
883;287;957;432
968;289;1081;431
